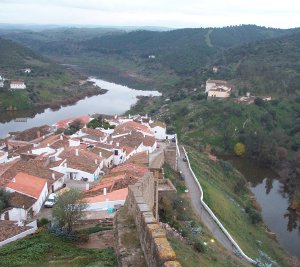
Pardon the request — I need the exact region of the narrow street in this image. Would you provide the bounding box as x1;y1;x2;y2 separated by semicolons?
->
177;147;236;253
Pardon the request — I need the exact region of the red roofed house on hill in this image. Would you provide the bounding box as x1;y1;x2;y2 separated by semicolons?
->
5;172;48;217
10;81;26;90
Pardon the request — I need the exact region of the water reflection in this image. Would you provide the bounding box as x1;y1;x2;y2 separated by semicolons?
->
0;78;160;138
221;155;300;259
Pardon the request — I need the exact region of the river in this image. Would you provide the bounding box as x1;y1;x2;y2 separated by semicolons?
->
0;78;161;138
222;156;300;259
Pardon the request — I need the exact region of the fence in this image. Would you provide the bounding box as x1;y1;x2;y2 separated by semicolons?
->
182;146;257;265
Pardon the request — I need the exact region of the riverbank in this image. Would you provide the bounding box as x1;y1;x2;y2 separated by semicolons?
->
187;148;299;266
0;78;160;138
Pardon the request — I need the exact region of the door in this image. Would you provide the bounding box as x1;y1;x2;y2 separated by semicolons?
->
4;211;9;220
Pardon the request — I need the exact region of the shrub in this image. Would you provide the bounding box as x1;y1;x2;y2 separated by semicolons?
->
38;218;50;227
193;240;207;253
234;142;245;156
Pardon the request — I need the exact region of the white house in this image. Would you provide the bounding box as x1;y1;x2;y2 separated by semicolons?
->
207;88;231;98
10;81;26;90
5;172;48;215
0;80;4;88
0;192;36;222
24;68;31;73
205;79;231;93
0;151;8;164
150;121;167;140
52;148;104;182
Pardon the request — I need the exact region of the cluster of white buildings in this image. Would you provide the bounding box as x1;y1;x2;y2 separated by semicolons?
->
0;70;30;90
0;114;171;246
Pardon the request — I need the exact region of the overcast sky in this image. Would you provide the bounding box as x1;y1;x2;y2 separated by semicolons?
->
0;0;299;29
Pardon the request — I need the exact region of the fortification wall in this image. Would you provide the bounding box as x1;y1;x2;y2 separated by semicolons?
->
120;173;181;267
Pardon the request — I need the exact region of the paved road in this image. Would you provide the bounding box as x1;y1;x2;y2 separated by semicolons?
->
178;147;235;252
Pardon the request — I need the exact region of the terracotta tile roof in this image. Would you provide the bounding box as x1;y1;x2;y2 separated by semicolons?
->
84;188;128;203
127;151;149;166
114;121;154;136
111;163;150;177
150;121;166;129
9;192;36;209
13;125;51;142
56;115;91;129
143;136;156;147
100;174;126;184
81;128;106;140
6;172;47;199
0;159;64;187
113;131;144;150
59;147;103;173
89;147;113;159
123;146;135;155
0;221;31;241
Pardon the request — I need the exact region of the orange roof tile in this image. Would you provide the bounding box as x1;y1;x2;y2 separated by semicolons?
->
84;188;128;203
6;172;47;199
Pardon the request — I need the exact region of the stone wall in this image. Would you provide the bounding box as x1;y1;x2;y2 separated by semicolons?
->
122;172;181;267
164;144;177;171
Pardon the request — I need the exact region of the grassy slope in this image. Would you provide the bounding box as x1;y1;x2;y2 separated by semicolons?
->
162;164;249;267
187;149;295;266
0;37;100;111
0;231;117;267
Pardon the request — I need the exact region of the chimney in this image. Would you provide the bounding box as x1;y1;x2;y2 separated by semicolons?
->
36;130;41;139
116;142;119;147
95;159;98;165
99;152;102;157
12;177;16;182
128;114;131;119
103;187;107;196
47;143;50;147
60;135;63;140
64;161;67;168
85;183;89;191
52;173;56;180
75;149;79;156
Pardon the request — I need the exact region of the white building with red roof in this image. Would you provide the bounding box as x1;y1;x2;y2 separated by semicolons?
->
5;172;48;215
84;187;128;211
10;81;26;90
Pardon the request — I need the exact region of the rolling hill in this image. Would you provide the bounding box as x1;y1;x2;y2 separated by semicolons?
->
0;37;103;111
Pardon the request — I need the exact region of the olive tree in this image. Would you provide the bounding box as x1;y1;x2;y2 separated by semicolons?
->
0;188;10;212
53;189;88;232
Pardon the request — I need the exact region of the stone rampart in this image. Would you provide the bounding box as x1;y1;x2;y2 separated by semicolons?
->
123;173;181;267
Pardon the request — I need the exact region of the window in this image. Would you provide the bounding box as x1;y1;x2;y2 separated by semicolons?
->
114;150;119;156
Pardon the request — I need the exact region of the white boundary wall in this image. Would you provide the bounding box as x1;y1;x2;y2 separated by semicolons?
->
0;220;37;247
182;146;257;265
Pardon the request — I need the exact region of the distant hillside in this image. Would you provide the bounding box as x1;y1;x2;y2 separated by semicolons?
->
2;25;299;76
212;32;300;96
0;38;103;112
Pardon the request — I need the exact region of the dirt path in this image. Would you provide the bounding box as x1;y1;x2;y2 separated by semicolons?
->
78;230;114;249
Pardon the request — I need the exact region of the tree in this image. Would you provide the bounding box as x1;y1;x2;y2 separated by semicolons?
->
0;188;10;212
234;142;245;156
53;189;88;232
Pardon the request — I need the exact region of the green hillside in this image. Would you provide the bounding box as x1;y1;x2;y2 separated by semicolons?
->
2;25;299;91
0;37;103;111
211;32;300;96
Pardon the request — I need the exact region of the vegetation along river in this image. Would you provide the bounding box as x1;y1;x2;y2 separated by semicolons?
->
0;78;161;138
222;156;300;259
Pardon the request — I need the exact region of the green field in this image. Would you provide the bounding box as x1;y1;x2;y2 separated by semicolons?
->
0;231;117;267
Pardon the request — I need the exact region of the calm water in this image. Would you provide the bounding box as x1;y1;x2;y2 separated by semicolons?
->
222;156;300;259
0;78;160;138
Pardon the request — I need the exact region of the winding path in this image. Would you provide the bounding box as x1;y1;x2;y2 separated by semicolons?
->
178;147;234;251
